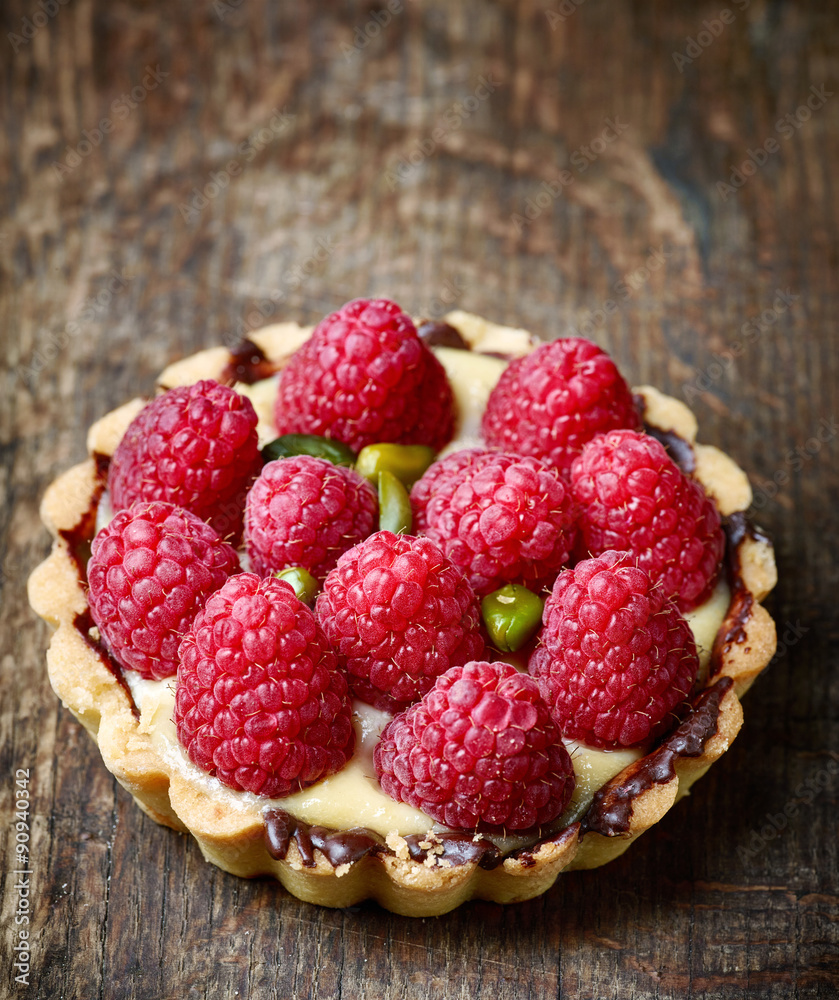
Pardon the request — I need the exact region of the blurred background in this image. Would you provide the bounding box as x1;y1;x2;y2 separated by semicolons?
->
1;2;837;998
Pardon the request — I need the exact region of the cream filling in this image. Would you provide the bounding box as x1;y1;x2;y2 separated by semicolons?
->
124;573;727;853
103;342;731;853
124;577;730;851
127;671;645;850
433;347;508;453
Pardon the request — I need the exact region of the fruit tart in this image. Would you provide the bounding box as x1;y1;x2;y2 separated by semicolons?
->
28;299;778;916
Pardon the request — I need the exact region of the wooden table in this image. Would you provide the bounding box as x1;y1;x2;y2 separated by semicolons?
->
2;1;837;997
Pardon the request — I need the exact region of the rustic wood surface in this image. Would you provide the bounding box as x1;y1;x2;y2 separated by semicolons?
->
1;0;837;997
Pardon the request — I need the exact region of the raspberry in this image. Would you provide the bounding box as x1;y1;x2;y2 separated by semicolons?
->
374;661;575;832
87;501;240;680
529;551;699;748
315;531;486;712
571;429;725;611
481;337;640;474
274;298;455;453
108;379;261;541
410;448;578;597
244;456;378;583
175;573;355;798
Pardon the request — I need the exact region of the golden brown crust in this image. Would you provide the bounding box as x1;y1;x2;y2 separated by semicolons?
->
28;312;778;915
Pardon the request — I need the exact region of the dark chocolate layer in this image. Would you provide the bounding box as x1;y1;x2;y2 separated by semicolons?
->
220;338;281;385
633;391;698;474
60;453;140;718
262;808;507;871
404;832;503;870
581;676;734;837
74;609;140;719
644;425;697;474
416;320;470;351
510;822;581;869
710;513;773;674
263;808;384;867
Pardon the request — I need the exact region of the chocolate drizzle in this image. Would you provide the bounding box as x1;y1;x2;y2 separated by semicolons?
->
644;425;697;474
74;609;140;719
403;832;503;870
416;320;470;351
710;513;772;674
58;452;110;580
260;812;583;872
632;392;697;474
261;808;505;871
261;808;507;871
263;809;384;867
220;338;281;385
59;451;140;718
510;822;581;869
582;677;734;837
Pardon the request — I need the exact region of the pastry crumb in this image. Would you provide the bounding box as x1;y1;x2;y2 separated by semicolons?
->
335;863;351;878
386;832;410;861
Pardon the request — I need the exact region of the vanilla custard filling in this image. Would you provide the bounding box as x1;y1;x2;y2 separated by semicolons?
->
122;571;728;852
96;347;732;854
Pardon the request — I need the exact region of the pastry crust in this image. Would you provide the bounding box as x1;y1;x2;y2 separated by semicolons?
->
28;313;777;916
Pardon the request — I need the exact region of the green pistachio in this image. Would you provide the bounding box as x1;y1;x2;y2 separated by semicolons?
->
355;443;436;488
261;434;356;467
378;470;413;534
481;584;544;652
273;566;319;605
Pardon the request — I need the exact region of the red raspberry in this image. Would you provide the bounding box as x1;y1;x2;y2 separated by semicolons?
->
481;337;640;474
571;429;725;611
108;380;261;541
87;501;240;680
529;551;699;748
244;456;378;583
274;298;455;453
175;573;355;798
410;448;578;597
374;661;575;832
315;531;486;712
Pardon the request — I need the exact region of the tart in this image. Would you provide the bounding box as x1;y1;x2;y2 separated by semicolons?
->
28;308;777;917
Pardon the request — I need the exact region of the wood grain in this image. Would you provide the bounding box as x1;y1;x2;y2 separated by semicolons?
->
1;0;837;997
